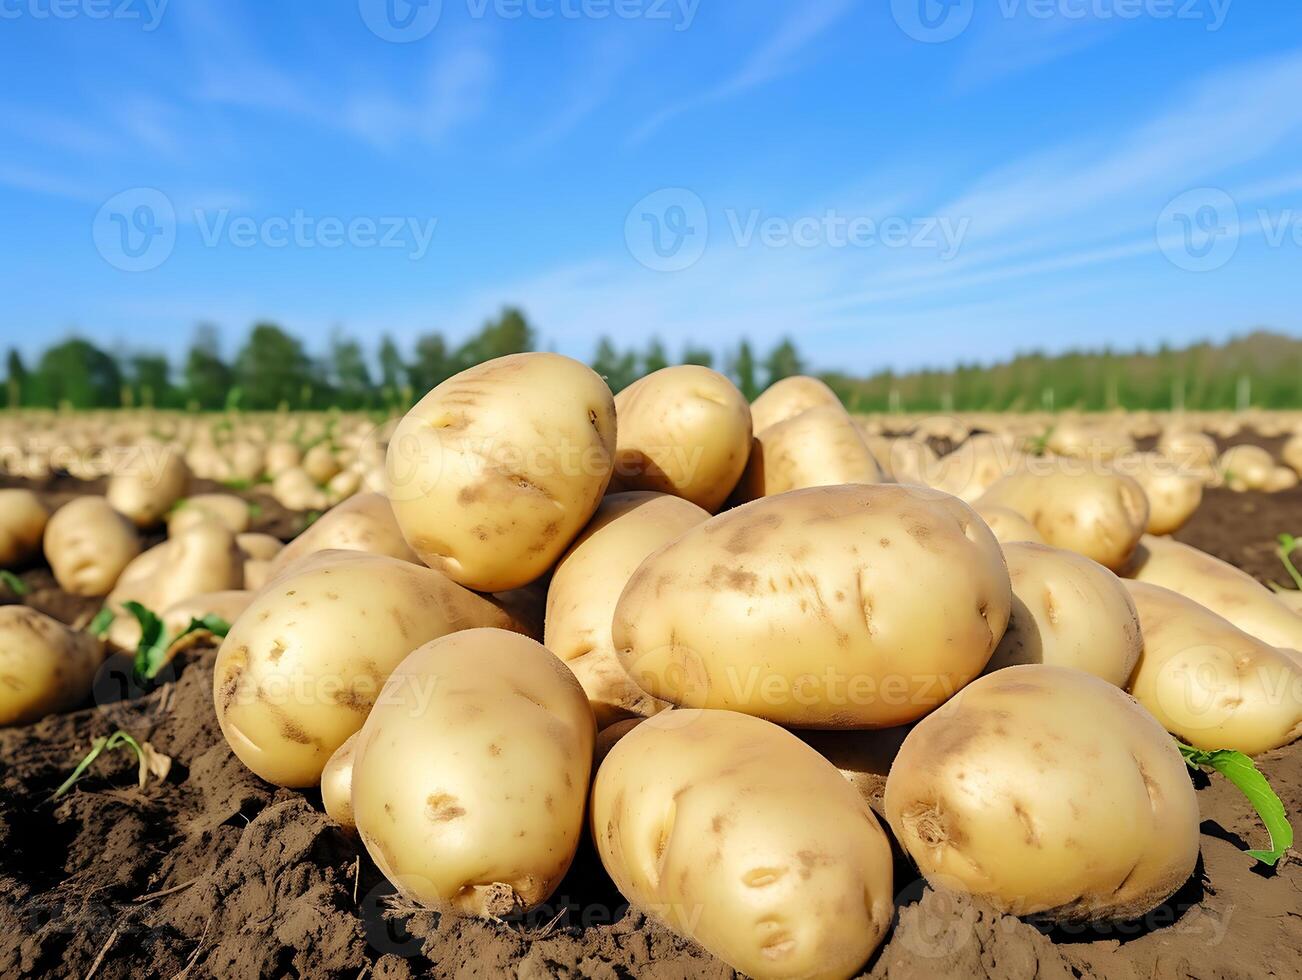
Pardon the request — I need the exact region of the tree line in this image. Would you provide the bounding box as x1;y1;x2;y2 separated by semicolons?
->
5;310;1300;413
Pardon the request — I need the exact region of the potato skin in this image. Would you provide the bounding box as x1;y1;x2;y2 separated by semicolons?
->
611;366;752;512
1119;453;1202;535
749;375;843;434
1125;535;1302;653
0;606;106;726
387;353;617;592
545;492;709;728
1123;581;1302;754
885;665;1200;924
352;629;593;916
266;492;417;577
107;446;190;528
168;494;251;536
977;468;1149;572
213;550;520;787
0;489;49;568
321;731;358;831
972;504;1044;546
591;709;894;980
732;405;882;503
985;543;1142;687
44;496;141;596
614;484;1011;728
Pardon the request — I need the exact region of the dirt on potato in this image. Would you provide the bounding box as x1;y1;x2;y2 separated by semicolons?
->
1;468;1300;979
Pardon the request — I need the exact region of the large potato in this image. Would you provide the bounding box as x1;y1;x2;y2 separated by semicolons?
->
106;444;190;528
214;551;523;787
592;709;894;980
0;489;49;567
0;606;106;726
976;467;1148;572
545;491;709;728
749;375;843;434
1125;535;1302;653
1124;581;1302;754
352;629;593;916
387;353;616;592
266;491;416;577
611;366;751;512
985;543;1141;687
614;484;1011;728
44;496;141;596
885;665;1200;923
732;405;882;502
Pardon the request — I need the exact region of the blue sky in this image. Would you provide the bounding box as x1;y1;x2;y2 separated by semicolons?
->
3;0;1302;373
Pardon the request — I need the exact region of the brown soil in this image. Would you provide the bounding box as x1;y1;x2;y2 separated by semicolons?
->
1;476;1300;979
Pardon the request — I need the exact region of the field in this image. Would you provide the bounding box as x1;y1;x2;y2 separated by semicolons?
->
0;406;1299;979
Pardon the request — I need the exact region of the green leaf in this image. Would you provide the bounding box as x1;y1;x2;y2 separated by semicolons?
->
51;730;151;800
247;502;263;520
1181;743;1294;865
178;614;232;643
88;606;115;637
0;570;29;596
124;601;169;683
1275;534;1302;592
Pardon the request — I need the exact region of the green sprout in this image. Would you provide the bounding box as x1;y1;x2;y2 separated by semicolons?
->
51;730;171;800
1180;743;1293;866
88;606;116;637
0;570;29;596
122;602;232;684
1270;533;1302;593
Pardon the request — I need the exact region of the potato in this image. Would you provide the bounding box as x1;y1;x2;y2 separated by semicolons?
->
1158;429;1218;470
749;375;843;434
264;441;301;477
44;496;141;596
863;434;939;486
1278;590;1302;616
386;353;616;591
546;492;709;728
0;606;106;726
984;543;1141;686
302;442;341;485
1266;465;1299;492
321;731;358;832
1125;535;1302;653
168;494;251;536
1046;422;1134;460
591;709;894;980
1117;452;1203;535
106;445;190;529
352;628;593;915
1124;581;1302;754
1219;444;1274;491
885;665;1200;923
237;532;283;563
731;405;882;502
611;366;751;512
926;435;1024;503
976;467;1148;572
1283;432;1302;477
272;467;327;511
0;489;49;567
614;484;1011;728
214;550;522;787
325;467;362;503
266;492;416;577
972;503;1045;545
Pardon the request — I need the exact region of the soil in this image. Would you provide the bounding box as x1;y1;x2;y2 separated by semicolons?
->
2;466;1300;979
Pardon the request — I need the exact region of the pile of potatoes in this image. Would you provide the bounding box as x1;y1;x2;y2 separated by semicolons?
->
4;364;1302;979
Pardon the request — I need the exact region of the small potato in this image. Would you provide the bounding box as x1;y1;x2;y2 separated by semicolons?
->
352;629;593;916
0;489;49;567
264;442;301;478
0;606;106;726
325;467;362;503
973;503;1045;545
1266;465;1299;492
611;366;751;512
1126;535;1302;653
44;496;141;596
237;532;283;562
273;467;327;511
749;375;843;434
1283;432;1302;477
614;484;1011;728
863;434;939;486
321;731;358;832
1116;453;1202;535
107;445;190;528
977;467;1149;572
731;405;882;502
1158;429;1219;470
1046;422;1134;460
984;543;1141;687
545;492;709;728
168;494;251;536
885;665;1200;924
926;435;1024;503
387;353;617;592
1124;581;1302;754
1219;444;1274;491
266;492;417;577
592;709;894;980
214;551;522;787
302;443;341;485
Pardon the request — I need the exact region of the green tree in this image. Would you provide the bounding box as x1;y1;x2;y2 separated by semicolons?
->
592;337;638;393
680;345;714;369
378;334;406;401
642;337;670;376
130;353;172;408
234;323;315;410
6;349;27;408
35;338;122;408
184;325;233;410
727;340;759;400
409;332;453;396
763;337;803;389
455;306;536;368
330;332;373;410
